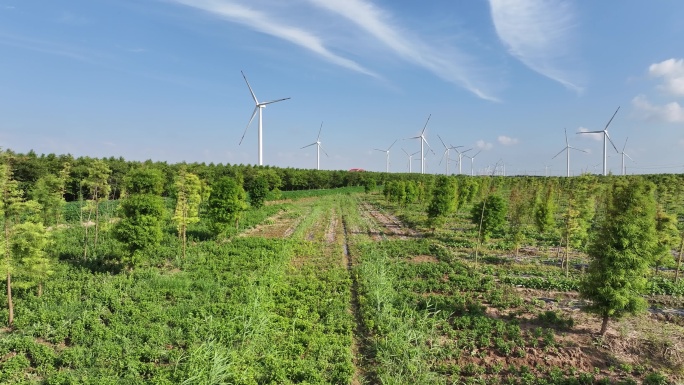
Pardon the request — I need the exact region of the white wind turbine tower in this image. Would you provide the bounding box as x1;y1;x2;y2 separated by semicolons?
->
577;107;620;176
301;122;328;170
402;148;420;173
405;115;434;174
619;137;634;176
239;70;290;166
464;150;481;176
452;146;472;174
552;128;587;177
374;139;397;173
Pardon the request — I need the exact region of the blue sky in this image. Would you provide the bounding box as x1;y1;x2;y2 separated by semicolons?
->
1;0;683;176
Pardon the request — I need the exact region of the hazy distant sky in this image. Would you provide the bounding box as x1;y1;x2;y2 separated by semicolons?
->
1;1;683;175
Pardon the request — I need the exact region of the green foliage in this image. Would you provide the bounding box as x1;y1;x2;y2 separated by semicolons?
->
11;221;53;294
653;207;679;273
173;169;202;258
471;194;507;241
246;174;269;209
427;176;457;229
31;174;66;226
534;184;556;235
362;178;376;193
206;177;247;236
580;178;657;334
114;168;166;267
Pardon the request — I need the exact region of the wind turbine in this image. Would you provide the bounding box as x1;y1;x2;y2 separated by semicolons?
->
239;70;290;166
552;128;587;177
437;135;461;175
452;146;472;174
463;150;481;176
577;107;620;176
405;115;434;174
374;139;397;173
619;137;634;176
402;148;420;173
301;122;328;170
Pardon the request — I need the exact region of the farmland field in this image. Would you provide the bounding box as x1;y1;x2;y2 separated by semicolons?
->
1;184;683;384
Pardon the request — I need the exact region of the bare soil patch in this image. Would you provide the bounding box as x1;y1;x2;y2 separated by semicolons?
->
359;202;419;240
241;209;302;239
409;255;439;264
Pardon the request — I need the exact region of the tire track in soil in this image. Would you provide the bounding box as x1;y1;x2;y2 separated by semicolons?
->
341;212;379;385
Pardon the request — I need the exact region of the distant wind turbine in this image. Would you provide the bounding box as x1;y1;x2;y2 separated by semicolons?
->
437;135;461;175
552;128;587;177
619;137;634;176
577;107;620;176
452;146;472;175
239;70;290;166
464;150;481;176
402;148;420;173
301;122;328;170
405;115;434;174
374;139;397;173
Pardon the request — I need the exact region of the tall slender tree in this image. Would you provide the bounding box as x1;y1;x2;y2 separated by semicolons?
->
580;178;657;335
173;169;202;258
81;159;111;259
206;177;247;236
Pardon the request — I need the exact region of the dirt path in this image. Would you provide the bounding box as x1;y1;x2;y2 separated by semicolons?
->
240;209;302;239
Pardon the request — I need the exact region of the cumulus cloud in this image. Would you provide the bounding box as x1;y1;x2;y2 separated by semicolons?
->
632;95;684;123
488;0;582;92
476;140;493;150
576;127;603;141
497;135;519;146
649;58;684;96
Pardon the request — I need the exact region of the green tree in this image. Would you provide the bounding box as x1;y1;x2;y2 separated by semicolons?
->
580;178;657;335
81;159;112;259
0;157;22;325
471;194;507;242
507;186;529;257
12;219;52;297
246;174;269;209
534;184;556;235
173;169;202;258
561;179;596;276
113;168;166;267
31;173;67;226
362;178;376;194
206;177;247;236
426;176;457;231
653;207;679;275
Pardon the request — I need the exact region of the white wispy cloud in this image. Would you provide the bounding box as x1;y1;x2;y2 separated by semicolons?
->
648;58;684;96
169;0;378;78
306;0;498;101
577;127;603;141
476;140;493;150
488;0;582;92
497;135;518;146
632;95;684;123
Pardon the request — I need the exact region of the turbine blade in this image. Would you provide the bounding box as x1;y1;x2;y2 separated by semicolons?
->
301;143;316;149
472;150;481;158
388;139;398;151
241;70;259;104
402;148;409;156
239;106;259;145
622;137;629;152
578;130;604;134
606;132;619;153
564;128;569;146
420;114;431;135
320;144;329;157
374;148;386;152
437;134;447;149
552;148;567;159
568;146;588;153
261;97;290;106
462;148;473;154
603;106;620;131
317;122;323;141
625;153;634;161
